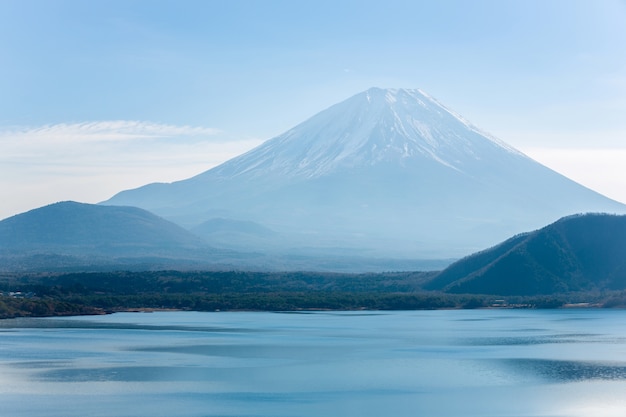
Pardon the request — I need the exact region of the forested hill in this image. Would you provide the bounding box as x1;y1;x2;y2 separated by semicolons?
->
425;213;626;295
0;201;208;255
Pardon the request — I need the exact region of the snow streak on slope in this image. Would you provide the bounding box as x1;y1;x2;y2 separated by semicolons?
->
205;87;523;181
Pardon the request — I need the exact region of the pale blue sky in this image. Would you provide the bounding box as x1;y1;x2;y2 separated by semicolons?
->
1;0;626;219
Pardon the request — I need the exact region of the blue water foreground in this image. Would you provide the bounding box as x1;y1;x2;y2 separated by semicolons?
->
2;309;626;417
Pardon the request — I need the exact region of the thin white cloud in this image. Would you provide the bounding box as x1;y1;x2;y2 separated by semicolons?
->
0;121;264;219
0;120;222;144
501;129;626;149
523;147;626;205
504;125;626;205
452;119;626;206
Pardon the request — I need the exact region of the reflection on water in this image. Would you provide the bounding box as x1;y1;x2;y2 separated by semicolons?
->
0;316;259;333
38;365;225;382
503;358;626;382
1;310;626;417
462;333;605;346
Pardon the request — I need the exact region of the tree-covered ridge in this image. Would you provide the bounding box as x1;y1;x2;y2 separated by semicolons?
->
0;270;453;318
3;269;626;319
1;270;434;298
0;201;208;254
427;213;626;295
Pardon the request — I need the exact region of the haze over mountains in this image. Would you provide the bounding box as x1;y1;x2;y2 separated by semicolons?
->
103;87;626;259
0;202;227;271
0;201;435;273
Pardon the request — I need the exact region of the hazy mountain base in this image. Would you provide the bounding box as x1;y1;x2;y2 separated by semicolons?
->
0;201;455;273
0;250;455;274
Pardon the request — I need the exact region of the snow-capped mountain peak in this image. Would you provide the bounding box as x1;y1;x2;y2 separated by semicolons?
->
208;87;521;180
103;87;626;261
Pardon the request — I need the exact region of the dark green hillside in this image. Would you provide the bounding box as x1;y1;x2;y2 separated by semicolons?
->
426;214;626;295
423;232;529;291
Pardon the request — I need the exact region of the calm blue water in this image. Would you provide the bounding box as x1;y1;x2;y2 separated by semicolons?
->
2;310;626;417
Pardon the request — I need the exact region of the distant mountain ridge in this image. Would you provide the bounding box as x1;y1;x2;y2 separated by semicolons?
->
2;201;444;273
0;201;207;255
425;213;626;295
0;200;225;273
102;87;626;259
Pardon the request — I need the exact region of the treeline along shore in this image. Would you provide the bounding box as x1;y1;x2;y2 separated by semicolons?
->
2;270;626;319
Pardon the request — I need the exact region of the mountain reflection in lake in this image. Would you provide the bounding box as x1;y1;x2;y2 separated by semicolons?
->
2;310;626;417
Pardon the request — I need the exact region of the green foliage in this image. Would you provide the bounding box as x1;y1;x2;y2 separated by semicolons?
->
0;295;101;318
427;214;626;296
0;270;459;317
2;268;626;320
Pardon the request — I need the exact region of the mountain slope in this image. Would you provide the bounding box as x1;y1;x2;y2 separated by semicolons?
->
0;201;208;256
103;88;626;258
425;213;626;295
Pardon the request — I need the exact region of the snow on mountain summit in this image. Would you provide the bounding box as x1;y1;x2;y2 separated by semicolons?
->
103;87;626;260
208;87;521;180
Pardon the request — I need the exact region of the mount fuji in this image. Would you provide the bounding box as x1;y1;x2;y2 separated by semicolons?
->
103;88;626;260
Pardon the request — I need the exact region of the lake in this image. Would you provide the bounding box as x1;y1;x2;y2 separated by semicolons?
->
1;309;626;417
